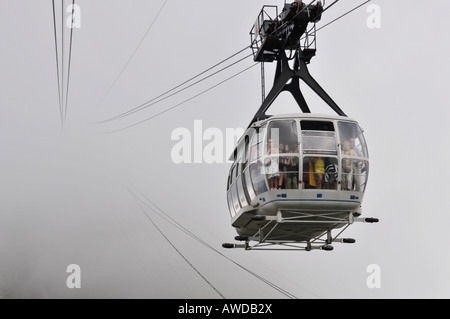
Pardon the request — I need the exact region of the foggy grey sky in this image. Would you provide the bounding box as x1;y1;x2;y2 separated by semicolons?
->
0;0;449;298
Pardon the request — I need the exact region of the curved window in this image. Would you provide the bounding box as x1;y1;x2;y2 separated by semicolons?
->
230;165;237;185
228;129;258;217
338;122;369;158
233;147;250;211
266;120;298;152
250;161;267;195
338;121;369;192
230;184;240;213
243;166;256;202
248;125;268;195
249;126;266;163
236;176;248;208
228;163;241;216
227;191;235;217
341;159;369;192
360;160;369;191
235;151;249;209
242;133;256;203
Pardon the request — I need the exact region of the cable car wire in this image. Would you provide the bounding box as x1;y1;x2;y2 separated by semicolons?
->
133;190;297;299
316;0;372;32
138;192;299;299
134;199;226;299
100;0;371;133
323;0;339;12
126;187;299;299
98;51;253;124
97;45;251;124
139;191;298;299
64;0;75;121
97;0;169;107
51;0;63;128
104;63;258;134
61;0;65;127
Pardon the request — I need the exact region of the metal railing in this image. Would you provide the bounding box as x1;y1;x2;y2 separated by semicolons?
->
250;5;278;60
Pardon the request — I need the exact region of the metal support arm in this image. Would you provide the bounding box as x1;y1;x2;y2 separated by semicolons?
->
249;49;347;127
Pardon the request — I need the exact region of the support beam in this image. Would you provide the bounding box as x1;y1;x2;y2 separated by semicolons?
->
249;49;347;128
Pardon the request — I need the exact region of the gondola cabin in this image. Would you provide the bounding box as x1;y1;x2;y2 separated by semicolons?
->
225;114;375;251
223;2;378;251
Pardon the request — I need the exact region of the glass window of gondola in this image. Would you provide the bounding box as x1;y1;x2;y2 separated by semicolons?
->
266;120;299;152
279;151;300;189
227;190;235;217
230;182;240;213
337;121;369;158
338;121;369;192
341;158;369;192
249;124;268;196
302;157;339;190
242;133;257;203
264;120;299;190
227;162;241;216
236;176;248;208
230;165;237;185
249;125;265;162
235;149;249;209
300;121;340;190
300;120;337;155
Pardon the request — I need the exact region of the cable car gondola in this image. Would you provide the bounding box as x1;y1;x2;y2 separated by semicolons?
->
223;1;378;252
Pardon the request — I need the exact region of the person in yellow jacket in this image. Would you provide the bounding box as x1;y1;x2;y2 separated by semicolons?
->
309;157;325;189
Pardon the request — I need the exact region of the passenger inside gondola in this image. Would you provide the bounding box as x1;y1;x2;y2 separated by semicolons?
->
338;121;369;192
265;138;280;190
323;158;338;190
278;143;286;189
303;156;324;189
341;140;357;190
284;145;299;189
311;157;324;189
265;120;299;190
350;138;362;192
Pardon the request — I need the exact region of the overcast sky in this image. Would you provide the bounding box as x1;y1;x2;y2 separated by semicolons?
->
0;0;449;299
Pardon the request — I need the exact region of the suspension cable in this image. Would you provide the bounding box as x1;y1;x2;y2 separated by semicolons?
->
100;0;371;133
97;0;169;107
126;186;299;299
103;63;257;134
316;0;372;32
135;200;226;299
51;0;63;128
98;46;251;124
61;0;65;127
64;0;75;121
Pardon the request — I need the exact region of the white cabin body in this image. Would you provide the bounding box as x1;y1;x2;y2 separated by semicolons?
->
226;113;369;242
